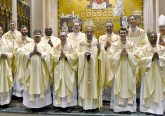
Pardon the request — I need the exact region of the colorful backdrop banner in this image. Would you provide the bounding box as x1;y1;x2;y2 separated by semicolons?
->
58;0;143;37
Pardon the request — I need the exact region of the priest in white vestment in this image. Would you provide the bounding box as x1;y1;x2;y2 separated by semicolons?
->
127;15;148;48
99;21;119;101
109;28;143;113
67;19;85;48
13;25;33;98
140;32;165;115
2;20;22;45
77;19;104;112
23;30;52;109
51;32;78;112
41;27;60;47
0;36;13;106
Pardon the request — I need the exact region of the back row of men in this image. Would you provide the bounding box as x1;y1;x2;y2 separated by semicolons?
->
0;15;165;115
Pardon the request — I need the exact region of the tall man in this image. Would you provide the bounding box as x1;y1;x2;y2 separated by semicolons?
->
99;21;119;101
51;32;78;112
41;27;60;47
13;25;33;98
109;28;142;113
127;15;147;93
77;19;103;112
140;32;165;115
2;20;22;45
23;30;52;110
0;26;13;107
67;19;85;48
127;15;148;48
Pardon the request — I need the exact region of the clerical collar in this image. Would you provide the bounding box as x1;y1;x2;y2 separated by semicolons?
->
22;35;27;39
10;29;17;34
73;32;80;35
61;41;67;45
120;39;127;44
35;42;39;45
22;37;26;42
130;26;137;31
151;44;157;48
106;32;113;36
46;36;51;38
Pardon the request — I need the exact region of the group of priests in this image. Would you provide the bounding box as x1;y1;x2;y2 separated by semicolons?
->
0;14;165;115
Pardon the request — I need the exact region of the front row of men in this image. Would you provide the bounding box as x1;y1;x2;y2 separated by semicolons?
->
0;19;165;115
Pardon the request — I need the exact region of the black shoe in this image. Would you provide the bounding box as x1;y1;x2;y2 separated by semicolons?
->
115;111;125;114
79;108;84;112
18;98;23;102
94;108;99;113
25;108;33;112
67;107;73;113
39;107;48;112
31;108;39;113
1;104;9;109
84;110;90;113
54;107;61;112
145;112;152;115
124;111;132;114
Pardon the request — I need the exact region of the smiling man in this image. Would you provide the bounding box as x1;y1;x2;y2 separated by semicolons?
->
99;21;119;102
51;31;78;113
140;32;165;115
67;19;85;48
2;20;22;45
109;28;143;113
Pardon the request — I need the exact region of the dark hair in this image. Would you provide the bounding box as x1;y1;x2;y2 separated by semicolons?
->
45;27;52;31
119;28;128;33
128;15;137;20
33;29;41;34
21;25;28;29
147;32;157;38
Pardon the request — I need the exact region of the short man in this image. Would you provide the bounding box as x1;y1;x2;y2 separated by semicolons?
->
41;27;60;47
67;19;85;48
127;15;147;96
158;15;165;46
51;32;77;112
99;21;119;101
77;19;103;112
23;30;52;110
13;25;33;98
140;32;165;115
127;15;148;48
0;28;13;107
109;28;142;113
2;20;22;45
